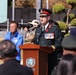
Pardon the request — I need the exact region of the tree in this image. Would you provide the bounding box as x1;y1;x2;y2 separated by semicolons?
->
52;3;65;14
65;0;76;24
23;0;34;8
57;21;68;30
15;0;25;8
63;14;76;23
52;0;76;35
52;0;76;27
70;18;76;26
15;0;35;8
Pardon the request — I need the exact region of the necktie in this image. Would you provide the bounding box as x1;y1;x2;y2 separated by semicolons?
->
42;26;45;32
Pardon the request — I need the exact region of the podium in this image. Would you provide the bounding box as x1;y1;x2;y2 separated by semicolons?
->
19;43;53;75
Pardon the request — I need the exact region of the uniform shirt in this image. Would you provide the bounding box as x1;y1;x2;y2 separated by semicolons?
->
45;22;49;30
5;31;23;61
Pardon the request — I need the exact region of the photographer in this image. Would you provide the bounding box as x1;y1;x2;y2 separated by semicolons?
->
23;20;40;43
23;24;33;32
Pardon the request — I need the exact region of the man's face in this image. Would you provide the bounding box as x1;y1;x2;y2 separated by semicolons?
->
10;23;17;33
40;15;50;25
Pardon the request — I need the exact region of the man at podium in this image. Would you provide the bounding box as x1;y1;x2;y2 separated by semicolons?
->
32;8;63;75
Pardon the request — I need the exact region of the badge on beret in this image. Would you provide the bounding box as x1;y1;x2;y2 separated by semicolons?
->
44;33;54;39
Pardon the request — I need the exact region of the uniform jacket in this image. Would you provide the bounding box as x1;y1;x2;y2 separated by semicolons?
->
0;59;33;75
33;21;63;75
4;31;23;61
33;21;63;50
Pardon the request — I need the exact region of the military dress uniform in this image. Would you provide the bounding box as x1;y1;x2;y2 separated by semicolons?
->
33;21;63;75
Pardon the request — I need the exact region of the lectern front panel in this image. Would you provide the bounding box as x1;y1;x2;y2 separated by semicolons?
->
22;50;39;75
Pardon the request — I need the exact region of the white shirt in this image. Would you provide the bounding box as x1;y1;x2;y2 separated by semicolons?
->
45;22;49;30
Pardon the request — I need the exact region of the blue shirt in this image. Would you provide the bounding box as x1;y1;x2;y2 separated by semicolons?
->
5;31;23;61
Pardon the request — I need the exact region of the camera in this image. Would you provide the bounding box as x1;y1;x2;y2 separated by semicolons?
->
20;23;33;29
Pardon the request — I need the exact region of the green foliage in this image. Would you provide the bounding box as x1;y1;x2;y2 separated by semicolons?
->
70;18;76;26
69;14;76;19
63;14;76;22
52;3;65;14
23;0;34;8
64;32;70;36
57;21;68;30
66;0;76;8
66;0;76;4
15;0;34;8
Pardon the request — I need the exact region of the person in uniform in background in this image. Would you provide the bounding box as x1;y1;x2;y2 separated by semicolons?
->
51;29;76;75
24;20;40;43
0;40;33;75
4;21;23;63
32;8;63;75
57;54;76;75
62;36;76;55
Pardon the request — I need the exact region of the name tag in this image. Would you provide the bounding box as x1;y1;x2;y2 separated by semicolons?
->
44;33;54;39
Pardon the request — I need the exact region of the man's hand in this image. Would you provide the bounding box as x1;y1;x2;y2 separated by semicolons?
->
51;45;55;51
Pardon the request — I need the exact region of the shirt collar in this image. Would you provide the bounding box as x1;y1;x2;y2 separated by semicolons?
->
45;22;49;30
10;31;18;37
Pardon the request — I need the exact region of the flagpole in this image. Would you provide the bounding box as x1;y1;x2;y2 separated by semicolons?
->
46;0;49;9
36;0;42;20
12;0;15;21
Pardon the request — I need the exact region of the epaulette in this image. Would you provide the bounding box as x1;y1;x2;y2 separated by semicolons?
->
52;24;59;28
49;20;59;28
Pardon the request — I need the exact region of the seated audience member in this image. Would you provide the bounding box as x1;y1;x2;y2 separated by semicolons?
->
62;35;76;55
51;34;76;75
0;40;33;75
4;21;23;62
57;54;76;75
